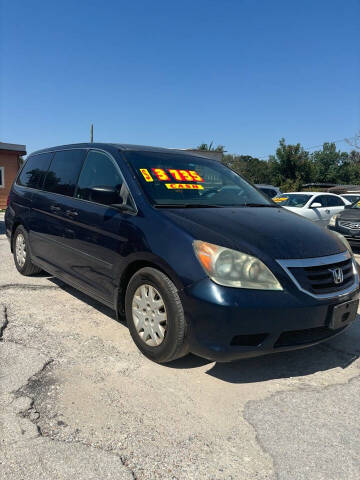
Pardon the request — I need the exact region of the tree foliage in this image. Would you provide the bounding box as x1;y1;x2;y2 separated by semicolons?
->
219;138;360;191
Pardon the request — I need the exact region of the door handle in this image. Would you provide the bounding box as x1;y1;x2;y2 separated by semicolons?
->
50;205;61;213
325;209;330;214
65;209;79;218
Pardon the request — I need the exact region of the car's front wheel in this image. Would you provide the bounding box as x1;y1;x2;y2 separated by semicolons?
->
13;226;42;276
125;267;188;363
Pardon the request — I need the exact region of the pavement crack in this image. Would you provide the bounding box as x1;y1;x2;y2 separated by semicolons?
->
0;304;9;340
13;358;54;404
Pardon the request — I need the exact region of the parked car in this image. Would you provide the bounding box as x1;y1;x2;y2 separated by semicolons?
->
256;184;281;198
340;194;360;204
5;144;359;363
328;200;360;248
273;192;350;226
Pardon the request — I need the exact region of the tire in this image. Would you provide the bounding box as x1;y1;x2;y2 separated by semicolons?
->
13;225;42;276
125;267;188;363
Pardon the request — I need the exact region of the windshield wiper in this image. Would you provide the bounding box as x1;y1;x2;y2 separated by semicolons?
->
154;204;223;209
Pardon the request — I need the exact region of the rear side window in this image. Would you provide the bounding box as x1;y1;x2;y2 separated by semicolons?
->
17;153;53;189
326;196;345;207
43;149;86;197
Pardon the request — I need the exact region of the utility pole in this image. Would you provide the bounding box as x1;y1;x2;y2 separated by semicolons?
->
90;124;94;143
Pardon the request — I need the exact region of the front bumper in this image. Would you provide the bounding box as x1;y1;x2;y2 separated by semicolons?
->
180;278;359;362
328;224;360;247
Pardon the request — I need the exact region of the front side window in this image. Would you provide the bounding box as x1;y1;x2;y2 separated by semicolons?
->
43;149;86;197
125;151;272;207
75;150;126;206
17;152;53;189
274;194;311;207
311;195;328;207
0;167;4;187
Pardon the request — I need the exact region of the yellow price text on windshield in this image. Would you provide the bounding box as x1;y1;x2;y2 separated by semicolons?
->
273;197;288;202
140;169;153;182
165;183;204;190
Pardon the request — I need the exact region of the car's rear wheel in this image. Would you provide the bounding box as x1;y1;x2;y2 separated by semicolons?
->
13;226;42;276
125;267;188;363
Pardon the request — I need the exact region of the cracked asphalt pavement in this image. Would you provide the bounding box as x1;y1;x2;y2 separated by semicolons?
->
1;212;360;480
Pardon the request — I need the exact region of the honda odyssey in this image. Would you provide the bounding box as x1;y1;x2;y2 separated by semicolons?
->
5;143;359;363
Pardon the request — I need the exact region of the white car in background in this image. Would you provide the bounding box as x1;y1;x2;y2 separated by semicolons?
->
340;193;360;204
273;192;350;226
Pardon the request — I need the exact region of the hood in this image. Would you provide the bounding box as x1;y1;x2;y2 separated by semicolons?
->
161;207;346;260
337;208;360;221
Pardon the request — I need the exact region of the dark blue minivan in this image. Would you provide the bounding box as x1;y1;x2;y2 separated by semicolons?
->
5;143;359;362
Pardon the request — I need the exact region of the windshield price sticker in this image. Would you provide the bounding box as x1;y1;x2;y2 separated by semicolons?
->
165;183;204;190
140;168;204;183
152;168;170;181
140;169;154;182
273;197;288;202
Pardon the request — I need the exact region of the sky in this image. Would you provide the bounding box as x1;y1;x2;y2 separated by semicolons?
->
1;0;359;158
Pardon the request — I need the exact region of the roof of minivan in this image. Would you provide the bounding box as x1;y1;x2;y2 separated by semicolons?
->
30;143;211;157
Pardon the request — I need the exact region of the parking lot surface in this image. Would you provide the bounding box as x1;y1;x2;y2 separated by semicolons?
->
1;212;360;480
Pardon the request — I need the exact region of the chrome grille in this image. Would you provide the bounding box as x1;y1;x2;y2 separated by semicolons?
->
277;252;358;299
288;258;353;295
339;221;360;230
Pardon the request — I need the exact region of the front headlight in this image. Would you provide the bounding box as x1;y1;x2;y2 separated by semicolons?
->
193;240;283;290
329;214;339;226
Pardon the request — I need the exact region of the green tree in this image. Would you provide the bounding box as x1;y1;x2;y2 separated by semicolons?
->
311;143;348;183
197;138;360;191
268;138;312;190
222;155;271;184
336;149;360;184
348;150;360;163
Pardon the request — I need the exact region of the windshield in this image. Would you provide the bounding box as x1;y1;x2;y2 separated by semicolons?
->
273;194;311;207
125;151;273;207
343;195;360;203
351;200;360;209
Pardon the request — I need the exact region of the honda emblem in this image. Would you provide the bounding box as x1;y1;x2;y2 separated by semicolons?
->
329;267;344;285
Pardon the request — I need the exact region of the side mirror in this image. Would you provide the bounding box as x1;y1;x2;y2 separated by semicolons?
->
310;202;322;209
89;186;120;205
112;202;136;213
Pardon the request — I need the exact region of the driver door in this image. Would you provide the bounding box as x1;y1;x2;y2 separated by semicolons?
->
308;195;331;226
64;149;133;303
